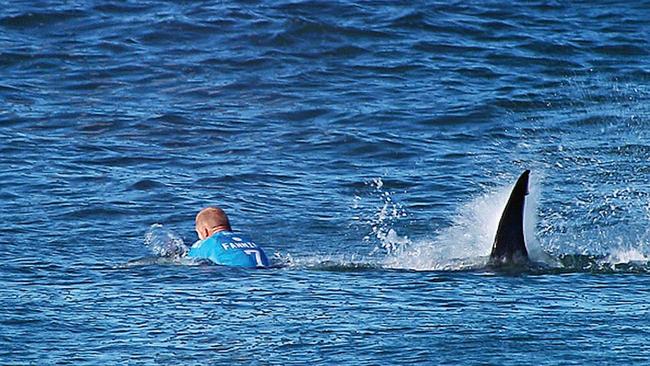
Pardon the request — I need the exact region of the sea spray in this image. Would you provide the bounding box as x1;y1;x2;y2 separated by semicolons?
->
361;178;410;256
144;223;188;259
606;247;649;267
384;172;552;271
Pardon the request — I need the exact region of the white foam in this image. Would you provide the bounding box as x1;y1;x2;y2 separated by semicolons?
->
382;173;550;271
275;252;376;270
606;247;650;266
144;223;188;259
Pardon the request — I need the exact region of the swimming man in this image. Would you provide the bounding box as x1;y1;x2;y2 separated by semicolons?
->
188;207;270;268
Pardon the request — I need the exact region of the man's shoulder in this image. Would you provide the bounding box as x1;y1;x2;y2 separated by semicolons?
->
215;231;253;242
190;236;216;252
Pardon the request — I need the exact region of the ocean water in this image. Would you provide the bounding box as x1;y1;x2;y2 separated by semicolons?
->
2;1;650;364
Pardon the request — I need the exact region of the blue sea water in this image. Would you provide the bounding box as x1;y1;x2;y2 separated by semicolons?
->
2;0;650;364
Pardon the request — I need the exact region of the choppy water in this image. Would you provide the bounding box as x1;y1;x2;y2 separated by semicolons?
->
2;1;650;364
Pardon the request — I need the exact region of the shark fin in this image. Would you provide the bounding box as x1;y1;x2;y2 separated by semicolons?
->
489;170;530;265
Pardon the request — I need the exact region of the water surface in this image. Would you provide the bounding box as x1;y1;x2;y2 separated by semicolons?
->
2;1;650;364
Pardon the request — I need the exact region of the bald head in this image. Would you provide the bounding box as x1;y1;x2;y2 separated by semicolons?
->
195;207;232;240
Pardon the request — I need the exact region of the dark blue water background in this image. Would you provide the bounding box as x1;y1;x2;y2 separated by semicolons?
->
2;1;650;364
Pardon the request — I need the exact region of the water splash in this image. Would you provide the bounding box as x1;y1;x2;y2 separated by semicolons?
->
606;248;649;267
360;178;410;256
383;173;550;271
137;174;650;273
144;223;189;259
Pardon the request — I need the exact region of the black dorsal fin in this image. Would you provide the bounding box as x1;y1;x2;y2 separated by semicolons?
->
489;170;530;265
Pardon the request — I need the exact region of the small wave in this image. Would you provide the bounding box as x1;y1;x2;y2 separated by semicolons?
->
119;256;201;268
275;252;381;272
593;44;648;57
129;178;166;191
0;9;86;28
556;253;650;274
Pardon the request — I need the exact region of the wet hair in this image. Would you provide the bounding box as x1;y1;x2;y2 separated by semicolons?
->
195;207;231;231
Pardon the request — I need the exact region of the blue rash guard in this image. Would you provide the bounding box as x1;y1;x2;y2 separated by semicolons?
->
188;230;270;268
